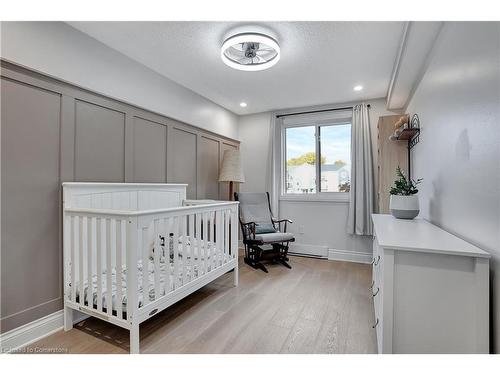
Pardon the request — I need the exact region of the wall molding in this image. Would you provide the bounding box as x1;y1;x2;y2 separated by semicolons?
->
0;310;88;353
289;243;329;258
385;22;444;111
1;60;240;145
403;21;445;110
328;248;372;264
386;21;411;109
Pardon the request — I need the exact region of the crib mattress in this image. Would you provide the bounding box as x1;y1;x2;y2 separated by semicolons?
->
72;246;225;314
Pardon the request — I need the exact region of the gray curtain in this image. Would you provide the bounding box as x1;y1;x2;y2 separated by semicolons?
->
347;104;374;235
265;113;280;216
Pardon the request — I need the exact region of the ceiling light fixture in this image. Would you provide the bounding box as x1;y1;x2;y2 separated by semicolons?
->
239;102;248;108
354;85;363;91
221;32;280;71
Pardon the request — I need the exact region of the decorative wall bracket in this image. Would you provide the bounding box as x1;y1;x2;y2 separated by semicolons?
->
389;113;421;180
407;114;421;150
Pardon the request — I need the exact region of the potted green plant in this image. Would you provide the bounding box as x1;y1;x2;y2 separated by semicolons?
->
389;166;423;219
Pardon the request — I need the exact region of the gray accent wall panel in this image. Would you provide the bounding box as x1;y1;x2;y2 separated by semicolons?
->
133;116;167;183
168;127;197;199
198;135;220;200
1;78;62;333
0;62;238;333
74;100;126;182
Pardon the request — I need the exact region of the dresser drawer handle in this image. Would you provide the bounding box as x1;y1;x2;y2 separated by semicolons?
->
372;287;380;297
371;257;376;265
374;255;381;266
369;280;374;290
372;318;379;329
149;308;159;316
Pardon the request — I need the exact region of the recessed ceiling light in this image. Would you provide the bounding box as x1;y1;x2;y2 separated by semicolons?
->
240;102;248;108
221;32;280;71
354;85;363;91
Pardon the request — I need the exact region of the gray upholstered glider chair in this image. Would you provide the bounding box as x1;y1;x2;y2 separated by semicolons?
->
234;192;294;273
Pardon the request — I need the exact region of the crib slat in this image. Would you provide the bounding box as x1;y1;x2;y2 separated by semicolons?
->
153;219;160;301
204;212;211;273
163;217;171;295
203;212;209;273
106;219;113;318
108;219;121;317
209;211;215;271
140;227;148;308
79;217;85;306
181;216;187;285
188;214;194;282
215;210;221;269
172;216;179;290
231;210;238;260
121;220;127;317
71;216;77;303
87;217;93;307
115;220;124;319
224;210;230;264
202;212;208;275
219;210;224;266
96;218;103;312
195;213;202;279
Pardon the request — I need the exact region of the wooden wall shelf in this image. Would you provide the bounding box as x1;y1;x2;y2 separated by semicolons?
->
389;114;421;179
395;127;420;141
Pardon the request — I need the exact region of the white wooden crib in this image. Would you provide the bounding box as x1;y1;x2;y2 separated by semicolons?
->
62;183;239;353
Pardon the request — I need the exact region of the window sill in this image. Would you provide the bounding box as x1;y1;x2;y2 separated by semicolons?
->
279;193;350;203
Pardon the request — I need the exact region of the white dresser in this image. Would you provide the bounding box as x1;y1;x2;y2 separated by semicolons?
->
371;214;490;354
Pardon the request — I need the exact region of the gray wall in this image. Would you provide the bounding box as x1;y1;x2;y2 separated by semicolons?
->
0;62;238;333
0;21;239;140
406;22;500;352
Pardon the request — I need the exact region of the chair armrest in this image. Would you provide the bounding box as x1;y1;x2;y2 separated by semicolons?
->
272;218;293;232
272;219;293;224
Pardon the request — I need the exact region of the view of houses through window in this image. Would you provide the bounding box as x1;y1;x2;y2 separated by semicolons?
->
285;123;351;194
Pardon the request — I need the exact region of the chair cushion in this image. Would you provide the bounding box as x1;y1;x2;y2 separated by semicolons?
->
254;232;295;243
237;193;274;227
255;223;276;234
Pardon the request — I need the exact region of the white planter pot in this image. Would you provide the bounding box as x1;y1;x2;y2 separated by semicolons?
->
389;194;419;219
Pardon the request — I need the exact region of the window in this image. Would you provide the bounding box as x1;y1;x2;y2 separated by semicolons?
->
285;126;316;194
282;115;351;196
319;124;351;193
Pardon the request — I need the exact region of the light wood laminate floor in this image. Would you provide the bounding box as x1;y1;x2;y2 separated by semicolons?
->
23;256;377;354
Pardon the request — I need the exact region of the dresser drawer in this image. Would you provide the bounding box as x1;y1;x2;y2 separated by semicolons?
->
372;278;383;353
372;236;384;353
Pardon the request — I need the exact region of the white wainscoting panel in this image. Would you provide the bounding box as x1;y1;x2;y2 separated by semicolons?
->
328;248;373;264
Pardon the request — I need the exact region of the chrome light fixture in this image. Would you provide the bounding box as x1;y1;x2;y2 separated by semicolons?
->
221;32;280;71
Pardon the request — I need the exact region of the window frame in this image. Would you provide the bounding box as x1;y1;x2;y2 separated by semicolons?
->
280;115;352;202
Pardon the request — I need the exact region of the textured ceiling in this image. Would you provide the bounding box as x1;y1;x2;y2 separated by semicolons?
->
68;22;405;115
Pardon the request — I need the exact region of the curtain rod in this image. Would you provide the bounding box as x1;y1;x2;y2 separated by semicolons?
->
275;104;370;119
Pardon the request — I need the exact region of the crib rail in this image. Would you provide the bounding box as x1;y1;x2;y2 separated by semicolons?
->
63;201;238;328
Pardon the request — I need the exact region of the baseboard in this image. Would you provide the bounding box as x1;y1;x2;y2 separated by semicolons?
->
328;248;373;264
289;243;328;258
0;309;88;353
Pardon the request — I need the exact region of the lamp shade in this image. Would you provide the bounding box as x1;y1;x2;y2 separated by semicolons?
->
219;150;245;183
